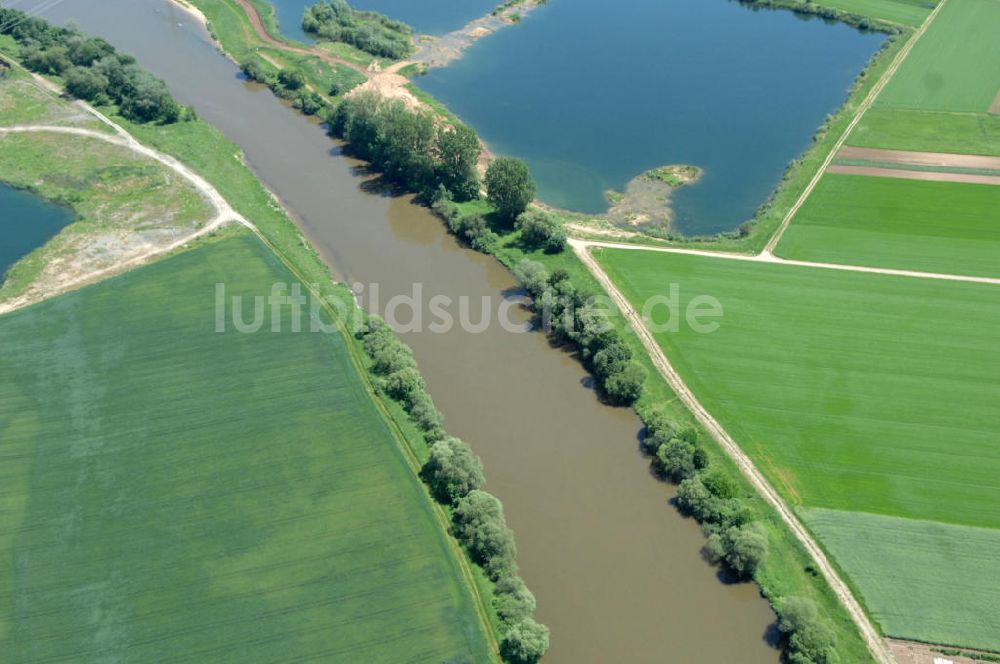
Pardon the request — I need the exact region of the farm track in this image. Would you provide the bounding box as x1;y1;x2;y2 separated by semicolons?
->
762;0;950;255
826;163;1000;185
0;82;250;315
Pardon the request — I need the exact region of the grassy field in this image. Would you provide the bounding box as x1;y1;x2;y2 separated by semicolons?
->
847;107;1000;155
874;0;1000;113
804;508;1000;652
593;247;1000;648
815;0;935;26
0;72;213;306
775;173;1000;277
0;233;494;662
595;248;1000;530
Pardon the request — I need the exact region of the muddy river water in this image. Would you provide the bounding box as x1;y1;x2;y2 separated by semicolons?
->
24;1;779;661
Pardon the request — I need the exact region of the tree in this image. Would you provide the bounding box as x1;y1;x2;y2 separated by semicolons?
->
64;66;109;102
592;338;631;381
778;597;839;664
499;618;550;664
371;100;436;191
493;576;536;625
486;157;536;225
656;437;698;482
453;490;517;579
516;210;566;253
602;362;645;405
422;437;485;504
707;522;769;578
436;122;481;201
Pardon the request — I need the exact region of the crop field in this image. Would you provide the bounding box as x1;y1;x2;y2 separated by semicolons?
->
874;0;1000;113
593;247;1000;648
775;173;1000;277
848;108;1000;155
0;234;493;663
804;508;1000;652
815;0;935;26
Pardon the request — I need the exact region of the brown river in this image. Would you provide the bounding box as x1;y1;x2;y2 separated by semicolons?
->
24;1;778;660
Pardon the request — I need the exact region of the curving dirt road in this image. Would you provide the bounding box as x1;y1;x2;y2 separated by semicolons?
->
0;81;250;314
570;237;897;664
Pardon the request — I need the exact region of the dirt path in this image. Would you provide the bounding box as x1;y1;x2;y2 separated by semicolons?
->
827;163;1000;185
990;87;1000;115
573;238;1000;286
762;0;950;256
569;236;898;664
0;89;250;315
228;0;419;106
836;146;1000;170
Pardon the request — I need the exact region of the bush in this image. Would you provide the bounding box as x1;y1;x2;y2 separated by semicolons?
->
602;362;645;405
302;0;414;59
453;490;517;580
656;437;698;482
63;66;109;103
706;521;769;578
778;597;840;664
493;576;536;625
516;210;566;253
499;618;550;664
486;157;536;225
422;437;485;504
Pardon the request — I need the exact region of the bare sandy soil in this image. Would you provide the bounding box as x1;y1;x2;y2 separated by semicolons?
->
837;146;1000;170
888;639;980;664
414;0;546;69
827;163;1000;185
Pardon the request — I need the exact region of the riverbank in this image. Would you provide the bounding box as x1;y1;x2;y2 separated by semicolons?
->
0;28;524;661
168;1;896;661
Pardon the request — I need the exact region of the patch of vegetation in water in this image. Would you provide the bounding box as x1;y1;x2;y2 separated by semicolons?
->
602;164;702;232
302;0;414;60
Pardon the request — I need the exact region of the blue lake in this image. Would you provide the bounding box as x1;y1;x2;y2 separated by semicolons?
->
416;0;885;234
269;0;497;41
0;183;73;282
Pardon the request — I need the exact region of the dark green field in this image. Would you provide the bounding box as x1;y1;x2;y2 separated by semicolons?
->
0;234;493;663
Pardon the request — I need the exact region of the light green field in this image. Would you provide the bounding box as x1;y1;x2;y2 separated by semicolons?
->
776;173;1000;277
0;234;493;663
847;107;1000;155
594;248;1000;529
805;508;1000;651
595;247;1000;648
816;0;935;25
874;0;1000;112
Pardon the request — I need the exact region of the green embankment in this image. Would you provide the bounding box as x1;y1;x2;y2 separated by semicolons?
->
483;231;875;663
804;508;1000;652
775;173;1000;277
593;247;1000;650
0;233;494;662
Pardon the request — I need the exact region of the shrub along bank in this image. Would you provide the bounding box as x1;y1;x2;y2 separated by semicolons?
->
0;7;184;124
356;317;549;664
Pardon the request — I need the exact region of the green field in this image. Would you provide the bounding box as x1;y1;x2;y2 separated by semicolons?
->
804;509;1000;651
847;107;1000;155
874;0;1000;112
775;173;1000;277
0;234;493;663
594;248;1000;647
815;0;935;25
